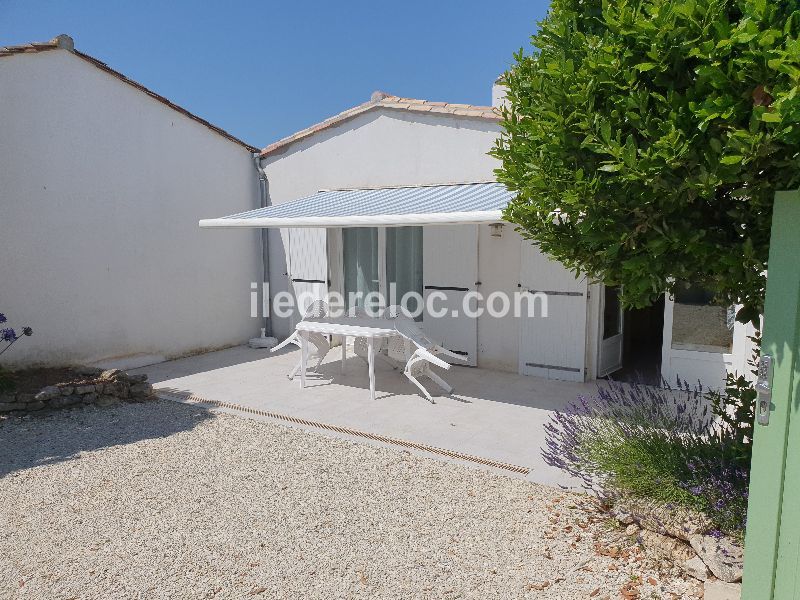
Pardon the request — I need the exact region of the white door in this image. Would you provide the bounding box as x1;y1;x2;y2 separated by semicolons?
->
598;285;624;377
518;242;588;381
422;225;478;366
287;228;328;325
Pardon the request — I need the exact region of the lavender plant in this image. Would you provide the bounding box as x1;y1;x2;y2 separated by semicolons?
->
0;312;33;393
544;379;750;538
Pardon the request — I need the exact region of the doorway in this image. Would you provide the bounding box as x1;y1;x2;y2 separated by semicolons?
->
598;286;664;385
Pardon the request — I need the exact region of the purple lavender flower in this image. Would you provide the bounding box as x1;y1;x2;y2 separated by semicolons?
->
542;377;751;537
0;314;6;324
1;328;17;342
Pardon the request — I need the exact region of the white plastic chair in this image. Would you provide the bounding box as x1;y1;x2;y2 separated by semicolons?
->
347;305;396;369
271;299;331;380
384;307;464;403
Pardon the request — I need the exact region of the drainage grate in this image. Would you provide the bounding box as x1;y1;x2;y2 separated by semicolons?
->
156;389;530;476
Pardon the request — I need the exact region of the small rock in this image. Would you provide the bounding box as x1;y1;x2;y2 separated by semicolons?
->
689;535;744;583
703;579;741;600
129;382;153;397
34;386;61;402
129;373;148;383
105;382;129;398
25;401;45;411
625;524;639;536
74;385;95;395
82;392;98;403
95;395;119;407
612;495;712;541
611;507;634;525
639;529;695;562
49;395;81;408
99;369;123;381
59;386;74;396
0;402;26;412
684;556;711;581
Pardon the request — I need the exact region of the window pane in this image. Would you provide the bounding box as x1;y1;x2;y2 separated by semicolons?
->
342;227;378;311
671;284;734;352
386;226;423;319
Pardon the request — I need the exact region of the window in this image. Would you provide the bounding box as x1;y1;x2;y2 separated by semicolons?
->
386;227;423;318
342;227;378;311
671;284;734;353
341;226;423;317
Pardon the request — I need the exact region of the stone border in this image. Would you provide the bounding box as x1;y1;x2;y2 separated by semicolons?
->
0;368;154;414
610;496;743;591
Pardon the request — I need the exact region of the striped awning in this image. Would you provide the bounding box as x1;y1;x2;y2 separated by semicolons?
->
199;182;512;228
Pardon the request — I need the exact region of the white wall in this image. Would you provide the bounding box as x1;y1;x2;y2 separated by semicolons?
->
661;296;757;390
0;50;262;368
261;108;528;371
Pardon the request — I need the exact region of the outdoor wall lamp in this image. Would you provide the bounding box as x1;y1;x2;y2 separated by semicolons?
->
489;223;505;238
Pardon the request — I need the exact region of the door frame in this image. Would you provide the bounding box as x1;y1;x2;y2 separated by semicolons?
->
597;284;625;377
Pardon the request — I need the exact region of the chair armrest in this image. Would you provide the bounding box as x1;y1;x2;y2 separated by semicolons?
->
271;332;298;352
417;349;451;370
436;347;467;362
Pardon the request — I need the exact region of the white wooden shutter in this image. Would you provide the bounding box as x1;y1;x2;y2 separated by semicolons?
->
422;225;478;366
287;228;328;323
518;242;588;381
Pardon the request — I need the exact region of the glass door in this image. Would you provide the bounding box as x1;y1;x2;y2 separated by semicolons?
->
342;227;379;312
342;226;423;317
386;226;423;318
598;285;624;377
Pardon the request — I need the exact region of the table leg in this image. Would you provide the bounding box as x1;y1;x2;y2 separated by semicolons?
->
367;337;375;401
341;335;346;372
299;332;307;389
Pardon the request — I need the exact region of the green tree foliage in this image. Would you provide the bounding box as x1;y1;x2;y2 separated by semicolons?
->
493;0;800;324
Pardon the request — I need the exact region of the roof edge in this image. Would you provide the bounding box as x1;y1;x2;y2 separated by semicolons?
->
260;93;500;158
0;35;259;153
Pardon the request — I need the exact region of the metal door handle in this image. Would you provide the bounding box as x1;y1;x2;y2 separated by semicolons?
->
755;354;774;426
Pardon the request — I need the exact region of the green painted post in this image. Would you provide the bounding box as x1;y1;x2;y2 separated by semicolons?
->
742;190;800;599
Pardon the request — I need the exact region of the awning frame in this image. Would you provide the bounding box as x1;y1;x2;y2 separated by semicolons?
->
198;181;511;229
199;210;505;229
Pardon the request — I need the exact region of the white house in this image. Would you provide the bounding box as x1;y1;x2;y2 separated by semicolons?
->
0;35;263;369
202;85;758;388
1;34;753;388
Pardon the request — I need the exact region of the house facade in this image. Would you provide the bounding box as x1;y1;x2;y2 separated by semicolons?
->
0;36;263;369
205;86;757;388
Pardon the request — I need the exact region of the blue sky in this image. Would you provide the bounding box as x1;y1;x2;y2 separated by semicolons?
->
1;1;549;149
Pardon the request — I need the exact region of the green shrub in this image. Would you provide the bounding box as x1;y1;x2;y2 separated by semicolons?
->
493;0;800;325
544;380;750;538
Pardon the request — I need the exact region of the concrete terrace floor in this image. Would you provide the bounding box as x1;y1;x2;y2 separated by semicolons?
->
134;345;600;488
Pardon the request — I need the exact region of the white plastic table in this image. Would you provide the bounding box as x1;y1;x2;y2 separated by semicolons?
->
294;317;398;401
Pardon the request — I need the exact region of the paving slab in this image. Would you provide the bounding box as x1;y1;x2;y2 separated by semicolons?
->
134;345;600;488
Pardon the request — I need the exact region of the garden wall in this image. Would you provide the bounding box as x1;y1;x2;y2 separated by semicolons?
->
0;369;153;414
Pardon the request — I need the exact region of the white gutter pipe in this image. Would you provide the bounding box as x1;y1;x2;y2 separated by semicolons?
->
253;154;272;336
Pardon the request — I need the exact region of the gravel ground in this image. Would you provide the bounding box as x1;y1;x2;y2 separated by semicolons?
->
0;400;697;599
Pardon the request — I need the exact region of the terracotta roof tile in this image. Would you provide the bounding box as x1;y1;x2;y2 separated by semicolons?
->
0;35;258;152
261;92;499;157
